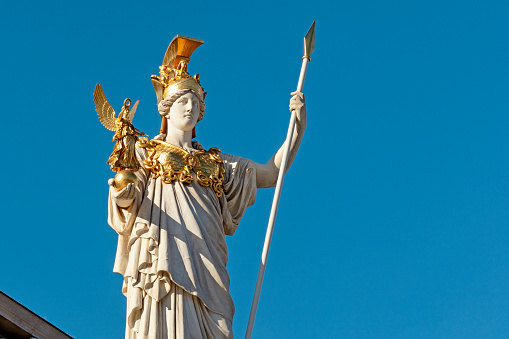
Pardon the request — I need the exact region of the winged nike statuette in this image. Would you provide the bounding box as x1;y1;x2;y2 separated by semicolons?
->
94;84;146;189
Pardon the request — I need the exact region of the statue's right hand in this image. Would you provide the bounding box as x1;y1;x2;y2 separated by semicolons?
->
108;179;136;208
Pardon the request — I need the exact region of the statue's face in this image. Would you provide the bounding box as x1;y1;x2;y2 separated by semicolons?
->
168;92;200;132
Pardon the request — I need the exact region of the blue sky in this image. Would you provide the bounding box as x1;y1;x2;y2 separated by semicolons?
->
2;0;509;338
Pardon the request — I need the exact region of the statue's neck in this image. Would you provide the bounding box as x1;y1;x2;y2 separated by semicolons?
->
164;124;194;149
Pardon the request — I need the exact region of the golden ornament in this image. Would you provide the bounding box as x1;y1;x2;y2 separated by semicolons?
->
112;170;138;191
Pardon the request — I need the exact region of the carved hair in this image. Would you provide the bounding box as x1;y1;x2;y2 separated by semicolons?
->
154;89;205;150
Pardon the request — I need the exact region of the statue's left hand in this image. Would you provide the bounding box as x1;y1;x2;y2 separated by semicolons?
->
253;91;308;188
290;91;307;129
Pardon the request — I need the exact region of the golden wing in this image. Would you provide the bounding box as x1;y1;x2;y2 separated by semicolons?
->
128;100;139;121
94;84;116;131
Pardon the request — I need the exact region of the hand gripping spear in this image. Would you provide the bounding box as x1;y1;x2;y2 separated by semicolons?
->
245;21;315;339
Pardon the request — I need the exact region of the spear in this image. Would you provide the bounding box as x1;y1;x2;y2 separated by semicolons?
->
245;21;315;339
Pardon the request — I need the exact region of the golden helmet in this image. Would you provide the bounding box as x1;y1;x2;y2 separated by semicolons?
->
151;35;205;104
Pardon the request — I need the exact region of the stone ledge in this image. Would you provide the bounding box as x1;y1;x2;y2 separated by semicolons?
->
0;291;73;339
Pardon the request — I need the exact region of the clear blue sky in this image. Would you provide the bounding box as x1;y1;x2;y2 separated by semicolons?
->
2;0;509;338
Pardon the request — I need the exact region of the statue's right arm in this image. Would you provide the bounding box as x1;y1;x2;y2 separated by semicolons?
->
108;180;136;208
107;146;148;235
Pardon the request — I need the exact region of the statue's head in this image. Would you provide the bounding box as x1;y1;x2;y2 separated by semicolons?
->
151;35;206;138
157;89;205;135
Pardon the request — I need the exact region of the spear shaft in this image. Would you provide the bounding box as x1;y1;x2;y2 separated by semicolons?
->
245;21;315;339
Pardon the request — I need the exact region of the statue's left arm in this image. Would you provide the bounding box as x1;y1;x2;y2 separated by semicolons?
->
252;91;307;188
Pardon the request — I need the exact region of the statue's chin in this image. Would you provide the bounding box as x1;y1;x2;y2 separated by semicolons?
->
114;170;138;190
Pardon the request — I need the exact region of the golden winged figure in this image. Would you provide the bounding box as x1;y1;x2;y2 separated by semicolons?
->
94;84;146;188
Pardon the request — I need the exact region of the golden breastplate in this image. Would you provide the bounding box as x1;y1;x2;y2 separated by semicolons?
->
138;138;225;197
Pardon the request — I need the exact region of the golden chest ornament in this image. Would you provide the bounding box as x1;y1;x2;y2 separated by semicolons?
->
137;138;225;197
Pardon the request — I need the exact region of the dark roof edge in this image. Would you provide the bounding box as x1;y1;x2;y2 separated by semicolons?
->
0;290;73;338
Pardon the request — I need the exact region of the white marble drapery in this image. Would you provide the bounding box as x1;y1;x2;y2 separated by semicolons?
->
108;145;257;338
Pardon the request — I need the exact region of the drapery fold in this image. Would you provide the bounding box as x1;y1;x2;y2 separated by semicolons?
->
108;145;256;338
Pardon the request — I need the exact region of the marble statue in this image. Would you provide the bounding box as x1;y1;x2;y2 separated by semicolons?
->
96;35;306;338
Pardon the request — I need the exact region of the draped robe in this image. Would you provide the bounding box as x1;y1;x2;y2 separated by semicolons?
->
108;144;257;338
